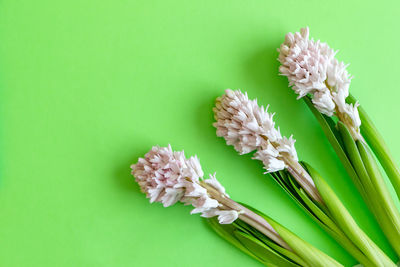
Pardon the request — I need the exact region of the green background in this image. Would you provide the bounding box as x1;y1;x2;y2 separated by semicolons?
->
1;0;400;266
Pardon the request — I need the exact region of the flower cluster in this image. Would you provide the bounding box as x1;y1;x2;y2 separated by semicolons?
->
213;89;298;172
131;145;239;224
278;27;362;140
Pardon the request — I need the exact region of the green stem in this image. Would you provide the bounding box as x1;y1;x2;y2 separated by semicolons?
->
348;94;400;202
339;122;400;258
287;162;394;266
304;162;396;266
357;141;400;257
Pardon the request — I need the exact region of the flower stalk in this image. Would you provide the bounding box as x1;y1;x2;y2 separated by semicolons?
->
131;145;342;266
347;94;400;203
199;179;290;249
283;156;323;204
277;27;400;258
213;89;396;266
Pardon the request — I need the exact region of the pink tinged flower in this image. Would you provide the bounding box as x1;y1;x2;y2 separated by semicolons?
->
278;27;334;98
278;27;362;140
132;147;291;249
213;89;298;173
131;145;239;224
213;89;281;155
214;90;322;203
131;145;189;205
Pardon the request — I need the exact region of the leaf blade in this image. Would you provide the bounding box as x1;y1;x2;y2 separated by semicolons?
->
347;94;400;202
305;162;395;266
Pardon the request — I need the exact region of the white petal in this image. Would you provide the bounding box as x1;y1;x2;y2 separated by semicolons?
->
200;208;218;218
204;173;228;196
216;210;239;224
148;187;163;203
185;182;207;197
161;188;184;207
266;157;286;173
312;90;335;116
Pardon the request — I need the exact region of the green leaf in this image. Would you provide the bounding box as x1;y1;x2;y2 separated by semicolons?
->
357;141;400;257
245;229;307;266
206;217;262;262
336;121;378;211
233;218;307;266
286;167;379;266
270;169;327;224
266;216;343;267
271;167;373;265
234;230;302;267
240;204;343;267
339;121;400;257
347;94;400;202
337;121;391;223
304;162;395;266
207;218;303;267
304;96;400;259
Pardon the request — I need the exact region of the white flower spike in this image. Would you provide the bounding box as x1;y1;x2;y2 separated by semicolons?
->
278;27;362;140
214;89;322;203
213;89;298;173
132;145;292;250
131;145;238;224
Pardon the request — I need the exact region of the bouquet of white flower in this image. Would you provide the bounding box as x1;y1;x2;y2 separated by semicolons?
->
278;27;400;258
130;28;400;267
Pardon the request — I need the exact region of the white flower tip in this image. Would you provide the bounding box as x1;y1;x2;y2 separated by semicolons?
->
205;172;229;197
132;145;240;224
300;27;309;38
217;210;239;224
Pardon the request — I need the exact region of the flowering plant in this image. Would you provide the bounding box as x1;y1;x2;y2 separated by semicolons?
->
213;89;395;266
130;27;400;267
278;27;400;258
131;145;342;267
